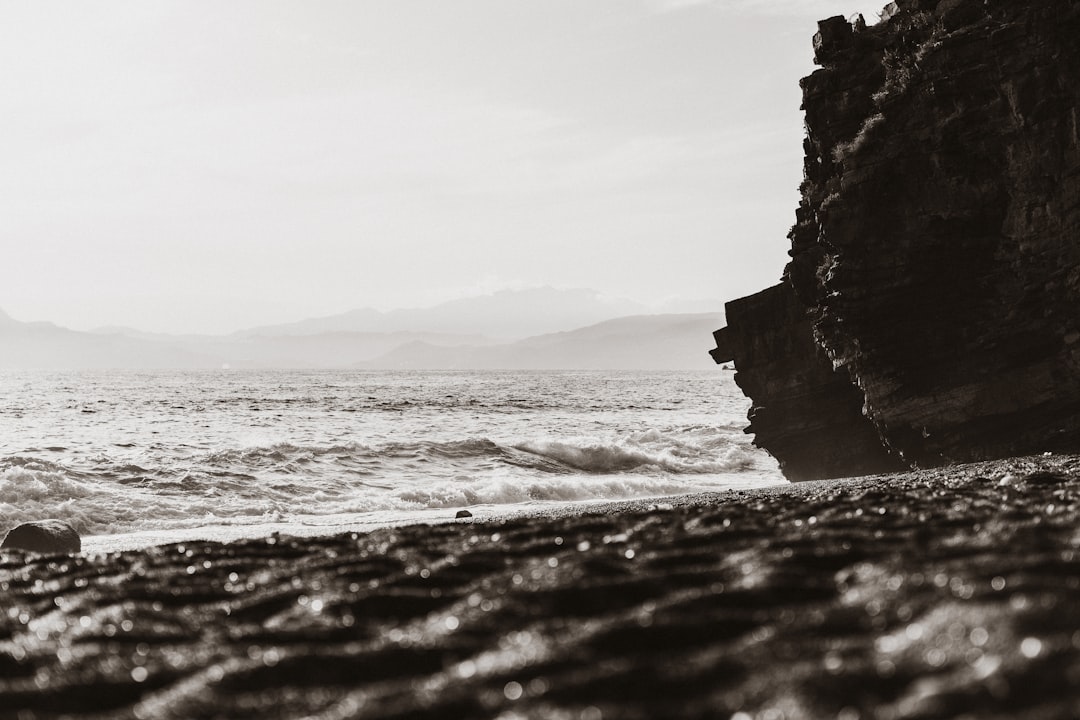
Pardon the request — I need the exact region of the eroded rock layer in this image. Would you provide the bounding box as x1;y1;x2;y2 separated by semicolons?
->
712;284;904;481
715;0;1080;480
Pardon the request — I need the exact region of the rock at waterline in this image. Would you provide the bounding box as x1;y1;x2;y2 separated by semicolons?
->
2;520;81;554
455;510;473;519
712;1;1080;480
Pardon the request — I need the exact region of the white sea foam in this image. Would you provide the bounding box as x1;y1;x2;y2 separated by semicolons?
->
394;473;736;508
0;437;767;537
514;433;755;474
0;370;782;540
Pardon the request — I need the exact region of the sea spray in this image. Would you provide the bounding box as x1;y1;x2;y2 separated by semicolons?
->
0;370;783;538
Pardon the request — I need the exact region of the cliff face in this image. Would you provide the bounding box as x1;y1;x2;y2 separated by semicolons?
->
712;283;905;481
715;0;1080;480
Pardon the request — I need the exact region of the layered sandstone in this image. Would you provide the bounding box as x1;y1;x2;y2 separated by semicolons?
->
714;0;1080;480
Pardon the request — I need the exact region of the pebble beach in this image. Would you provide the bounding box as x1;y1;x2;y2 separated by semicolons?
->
5;453;1080;719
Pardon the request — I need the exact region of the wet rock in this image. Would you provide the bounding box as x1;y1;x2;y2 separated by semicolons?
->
455;510;473;519
2;520;81;554
1021;471;1069;485
2;455;1080;719
714;0;1080;480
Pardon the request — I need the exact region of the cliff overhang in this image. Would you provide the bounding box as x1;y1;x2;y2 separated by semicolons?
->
715;0;1080;481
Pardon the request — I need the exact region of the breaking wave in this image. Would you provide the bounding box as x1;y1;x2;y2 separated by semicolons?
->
0;428;766;538
0;369;781;541
513;435;754;475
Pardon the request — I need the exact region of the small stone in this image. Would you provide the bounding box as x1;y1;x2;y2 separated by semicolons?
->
2;520;81;554
455;510;473;519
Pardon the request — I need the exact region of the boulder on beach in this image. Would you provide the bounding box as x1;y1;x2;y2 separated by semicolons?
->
2;520;81;554
455;510;473;519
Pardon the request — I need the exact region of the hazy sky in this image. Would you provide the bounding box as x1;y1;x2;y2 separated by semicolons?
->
1;0;884;334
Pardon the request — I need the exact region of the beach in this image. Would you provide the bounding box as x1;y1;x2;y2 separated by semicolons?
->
4;453;1080;719
7;1;1080;718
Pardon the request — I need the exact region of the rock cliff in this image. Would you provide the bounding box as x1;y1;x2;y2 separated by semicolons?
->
714;0;1080;480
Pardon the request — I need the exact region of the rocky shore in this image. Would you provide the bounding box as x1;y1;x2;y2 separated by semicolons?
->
713;0;1080;480
4;453;1080;718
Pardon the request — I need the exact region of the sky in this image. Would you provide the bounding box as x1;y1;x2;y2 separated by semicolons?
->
0;0;886;334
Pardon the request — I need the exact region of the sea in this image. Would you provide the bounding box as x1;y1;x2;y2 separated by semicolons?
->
0;370;783;551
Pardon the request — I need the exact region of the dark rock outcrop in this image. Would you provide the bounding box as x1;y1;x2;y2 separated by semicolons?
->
714;0;1080;480
712;284;904;480
2;520;82;554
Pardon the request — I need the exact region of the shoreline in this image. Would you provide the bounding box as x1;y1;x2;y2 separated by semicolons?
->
82;450;1058;555
4;453;1080;718
78;448;1074;556
80;479;786;555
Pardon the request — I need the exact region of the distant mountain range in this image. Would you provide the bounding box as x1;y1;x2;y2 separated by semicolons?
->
0;308;213;370
0;289;725;370
354;314;725;370
233;287;651;340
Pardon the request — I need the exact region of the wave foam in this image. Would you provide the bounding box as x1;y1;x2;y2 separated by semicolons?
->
513;432;756;475
184;430;756;478
393;474;707;508
0;427;773;538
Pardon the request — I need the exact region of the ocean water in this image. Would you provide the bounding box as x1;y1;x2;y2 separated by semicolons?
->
0;370;782;548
